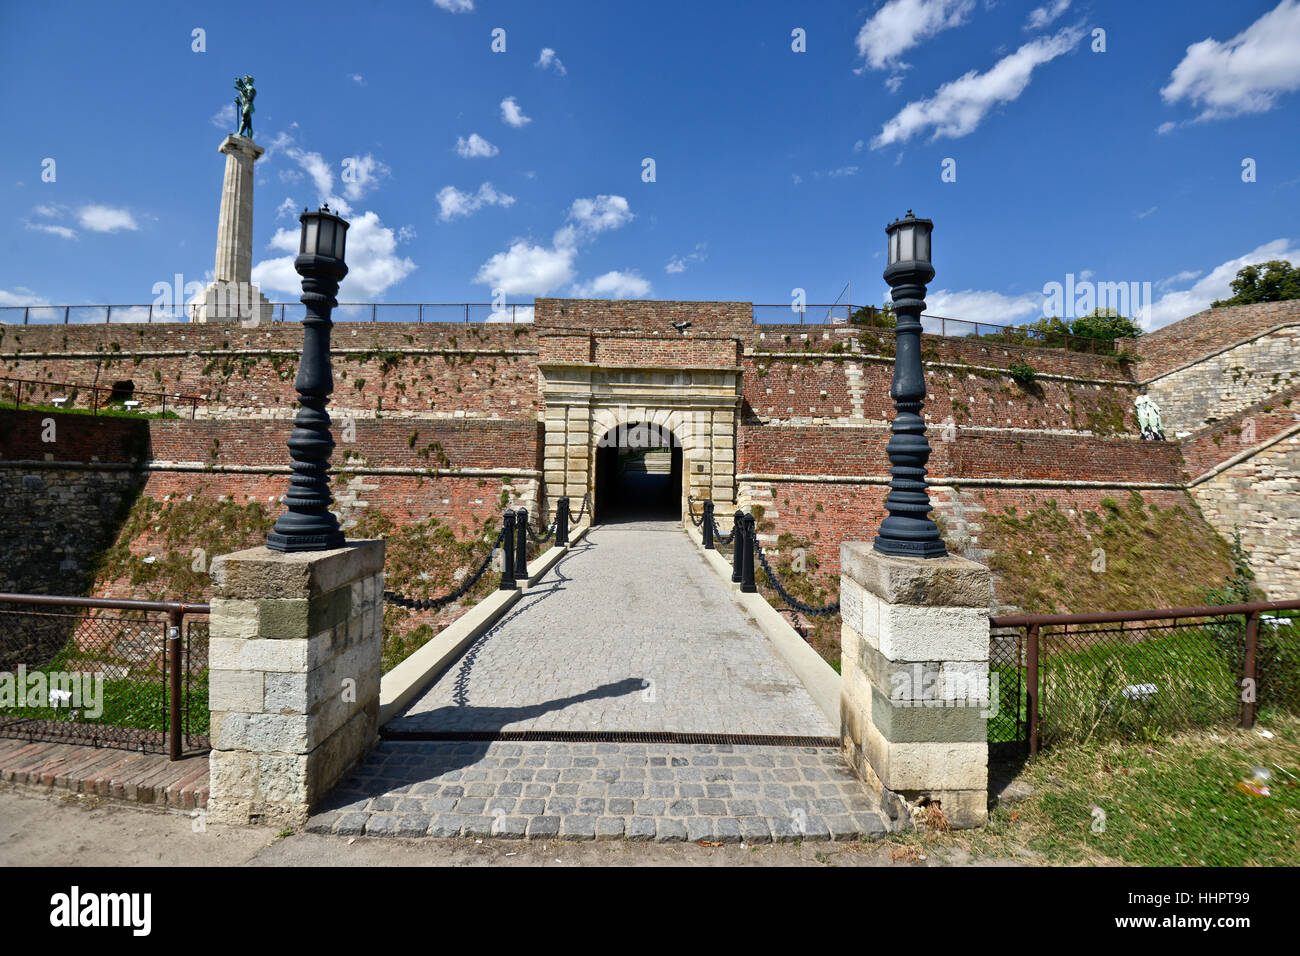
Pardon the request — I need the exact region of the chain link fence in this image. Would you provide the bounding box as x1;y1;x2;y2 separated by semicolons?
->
0;596;209;756
990;602;1300;753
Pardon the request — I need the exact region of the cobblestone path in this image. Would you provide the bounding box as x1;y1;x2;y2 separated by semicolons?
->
309;741;888;842
317;520;889;841
387;519;835;736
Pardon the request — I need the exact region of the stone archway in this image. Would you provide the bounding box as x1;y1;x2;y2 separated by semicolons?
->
593;421;684;522
538;363;739;523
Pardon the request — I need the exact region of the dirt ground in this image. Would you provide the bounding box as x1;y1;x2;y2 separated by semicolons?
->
0;782;1018;867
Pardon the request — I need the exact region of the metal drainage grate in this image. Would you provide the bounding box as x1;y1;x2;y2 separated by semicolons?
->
380;728;842;748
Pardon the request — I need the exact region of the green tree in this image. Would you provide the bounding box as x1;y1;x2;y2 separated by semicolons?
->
1067;308;1143;342
1211;260;1300;307
849;304;895;328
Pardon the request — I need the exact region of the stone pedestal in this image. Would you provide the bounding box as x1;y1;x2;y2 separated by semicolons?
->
838;542;992;828
194;134;272;324
206;540;384;827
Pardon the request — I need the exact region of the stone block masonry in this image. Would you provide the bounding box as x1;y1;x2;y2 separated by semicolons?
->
207;539;385;827
839;544;993;828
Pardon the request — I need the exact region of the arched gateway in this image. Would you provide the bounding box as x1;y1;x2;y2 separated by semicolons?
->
534;302;747;522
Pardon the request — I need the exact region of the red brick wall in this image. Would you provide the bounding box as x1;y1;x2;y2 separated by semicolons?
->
0;409;145;463
0;410;539;471
742;356;1137;432
1179;384;1300;478
751;481;1202;578
749;324;1133;379
739;425;1184;484
0;322;540;418
536;298;753;331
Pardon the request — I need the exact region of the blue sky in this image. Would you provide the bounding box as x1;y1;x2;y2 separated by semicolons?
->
1;0;1298;329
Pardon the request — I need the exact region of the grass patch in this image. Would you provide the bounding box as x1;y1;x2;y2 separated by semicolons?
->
976;719;1300;866
981;492;1234;614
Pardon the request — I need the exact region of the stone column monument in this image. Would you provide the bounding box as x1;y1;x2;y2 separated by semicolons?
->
192;78;274;324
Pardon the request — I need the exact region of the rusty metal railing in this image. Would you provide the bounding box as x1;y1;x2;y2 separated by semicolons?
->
1;376;205;419
990;599;1300;756
0;592;210;760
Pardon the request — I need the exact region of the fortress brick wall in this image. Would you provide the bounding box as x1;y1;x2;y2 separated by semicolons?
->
2;297;1296;604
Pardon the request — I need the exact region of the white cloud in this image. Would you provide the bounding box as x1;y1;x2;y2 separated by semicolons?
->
437;182;516;221
1026;0;1071;30
456;133;499;158
563;195;633;242
855;0;975;72
474;194;636;297
275;197;299;220
253;211;417;300
350;73;366;85
397;225;417;242
0;287;51;307
666;244;707;275
873;24;1084;147
572;270;651;299
1156;120;1178;135
500;96;532;128
925;288;1043;324
475;241;577;296
1156;269;1202;291
1136;206;1158;219
536;48;566;75
1161;0;1300;121
1144;239;1300;330
26;221;77;240
77;205;138;233
210;103;235;130
819;165;859;178
341;154;390;202
433;0;473;12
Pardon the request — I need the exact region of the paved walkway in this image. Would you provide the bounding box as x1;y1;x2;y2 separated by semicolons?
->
318;520;888;841
308;740;887;842
387;519;834;736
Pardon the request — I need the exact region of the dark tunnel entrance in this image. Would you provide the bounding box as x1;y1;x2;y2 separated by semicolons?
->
593;421;683;524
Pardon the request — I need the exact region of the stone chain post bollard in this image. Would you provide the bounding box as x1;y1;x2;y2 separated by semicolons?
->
838;542;993;828
206;539;385;827
555;496;570;547
702;499;715;549
514;507;529;580
499;511;517;590
731;509;745;584
741;513;758;593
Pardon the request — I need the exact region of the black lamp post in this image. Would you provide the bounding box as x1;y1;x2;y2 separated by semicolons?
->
874;211;947;560
266;205;349;553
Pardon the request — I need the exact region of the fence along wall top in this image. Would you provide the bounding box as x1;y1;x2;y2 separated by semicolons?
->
990;599;1300;628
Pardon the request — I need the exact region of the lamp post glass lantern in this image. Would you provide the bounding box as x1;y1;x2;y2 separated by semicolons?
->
266;206;350;553
874;210;947;560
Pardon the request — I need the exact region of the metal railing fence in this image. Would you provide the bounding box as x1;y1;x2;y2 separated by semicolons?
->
0;303;1133;355
1;376;204;419
990;600;1300;755
0;593;210;759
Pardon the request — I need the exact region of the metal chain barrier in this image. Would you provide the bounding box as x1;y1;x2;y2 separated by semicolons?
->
686;496;705;528
383;526;507;612
526;513;556;543
710;513;736;545
572;492;593;523
753;539;841;617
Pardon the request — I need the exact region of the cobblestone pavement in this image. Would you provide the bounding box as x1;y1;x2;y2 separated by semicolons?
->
308;741;889;842
387;520;835;736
